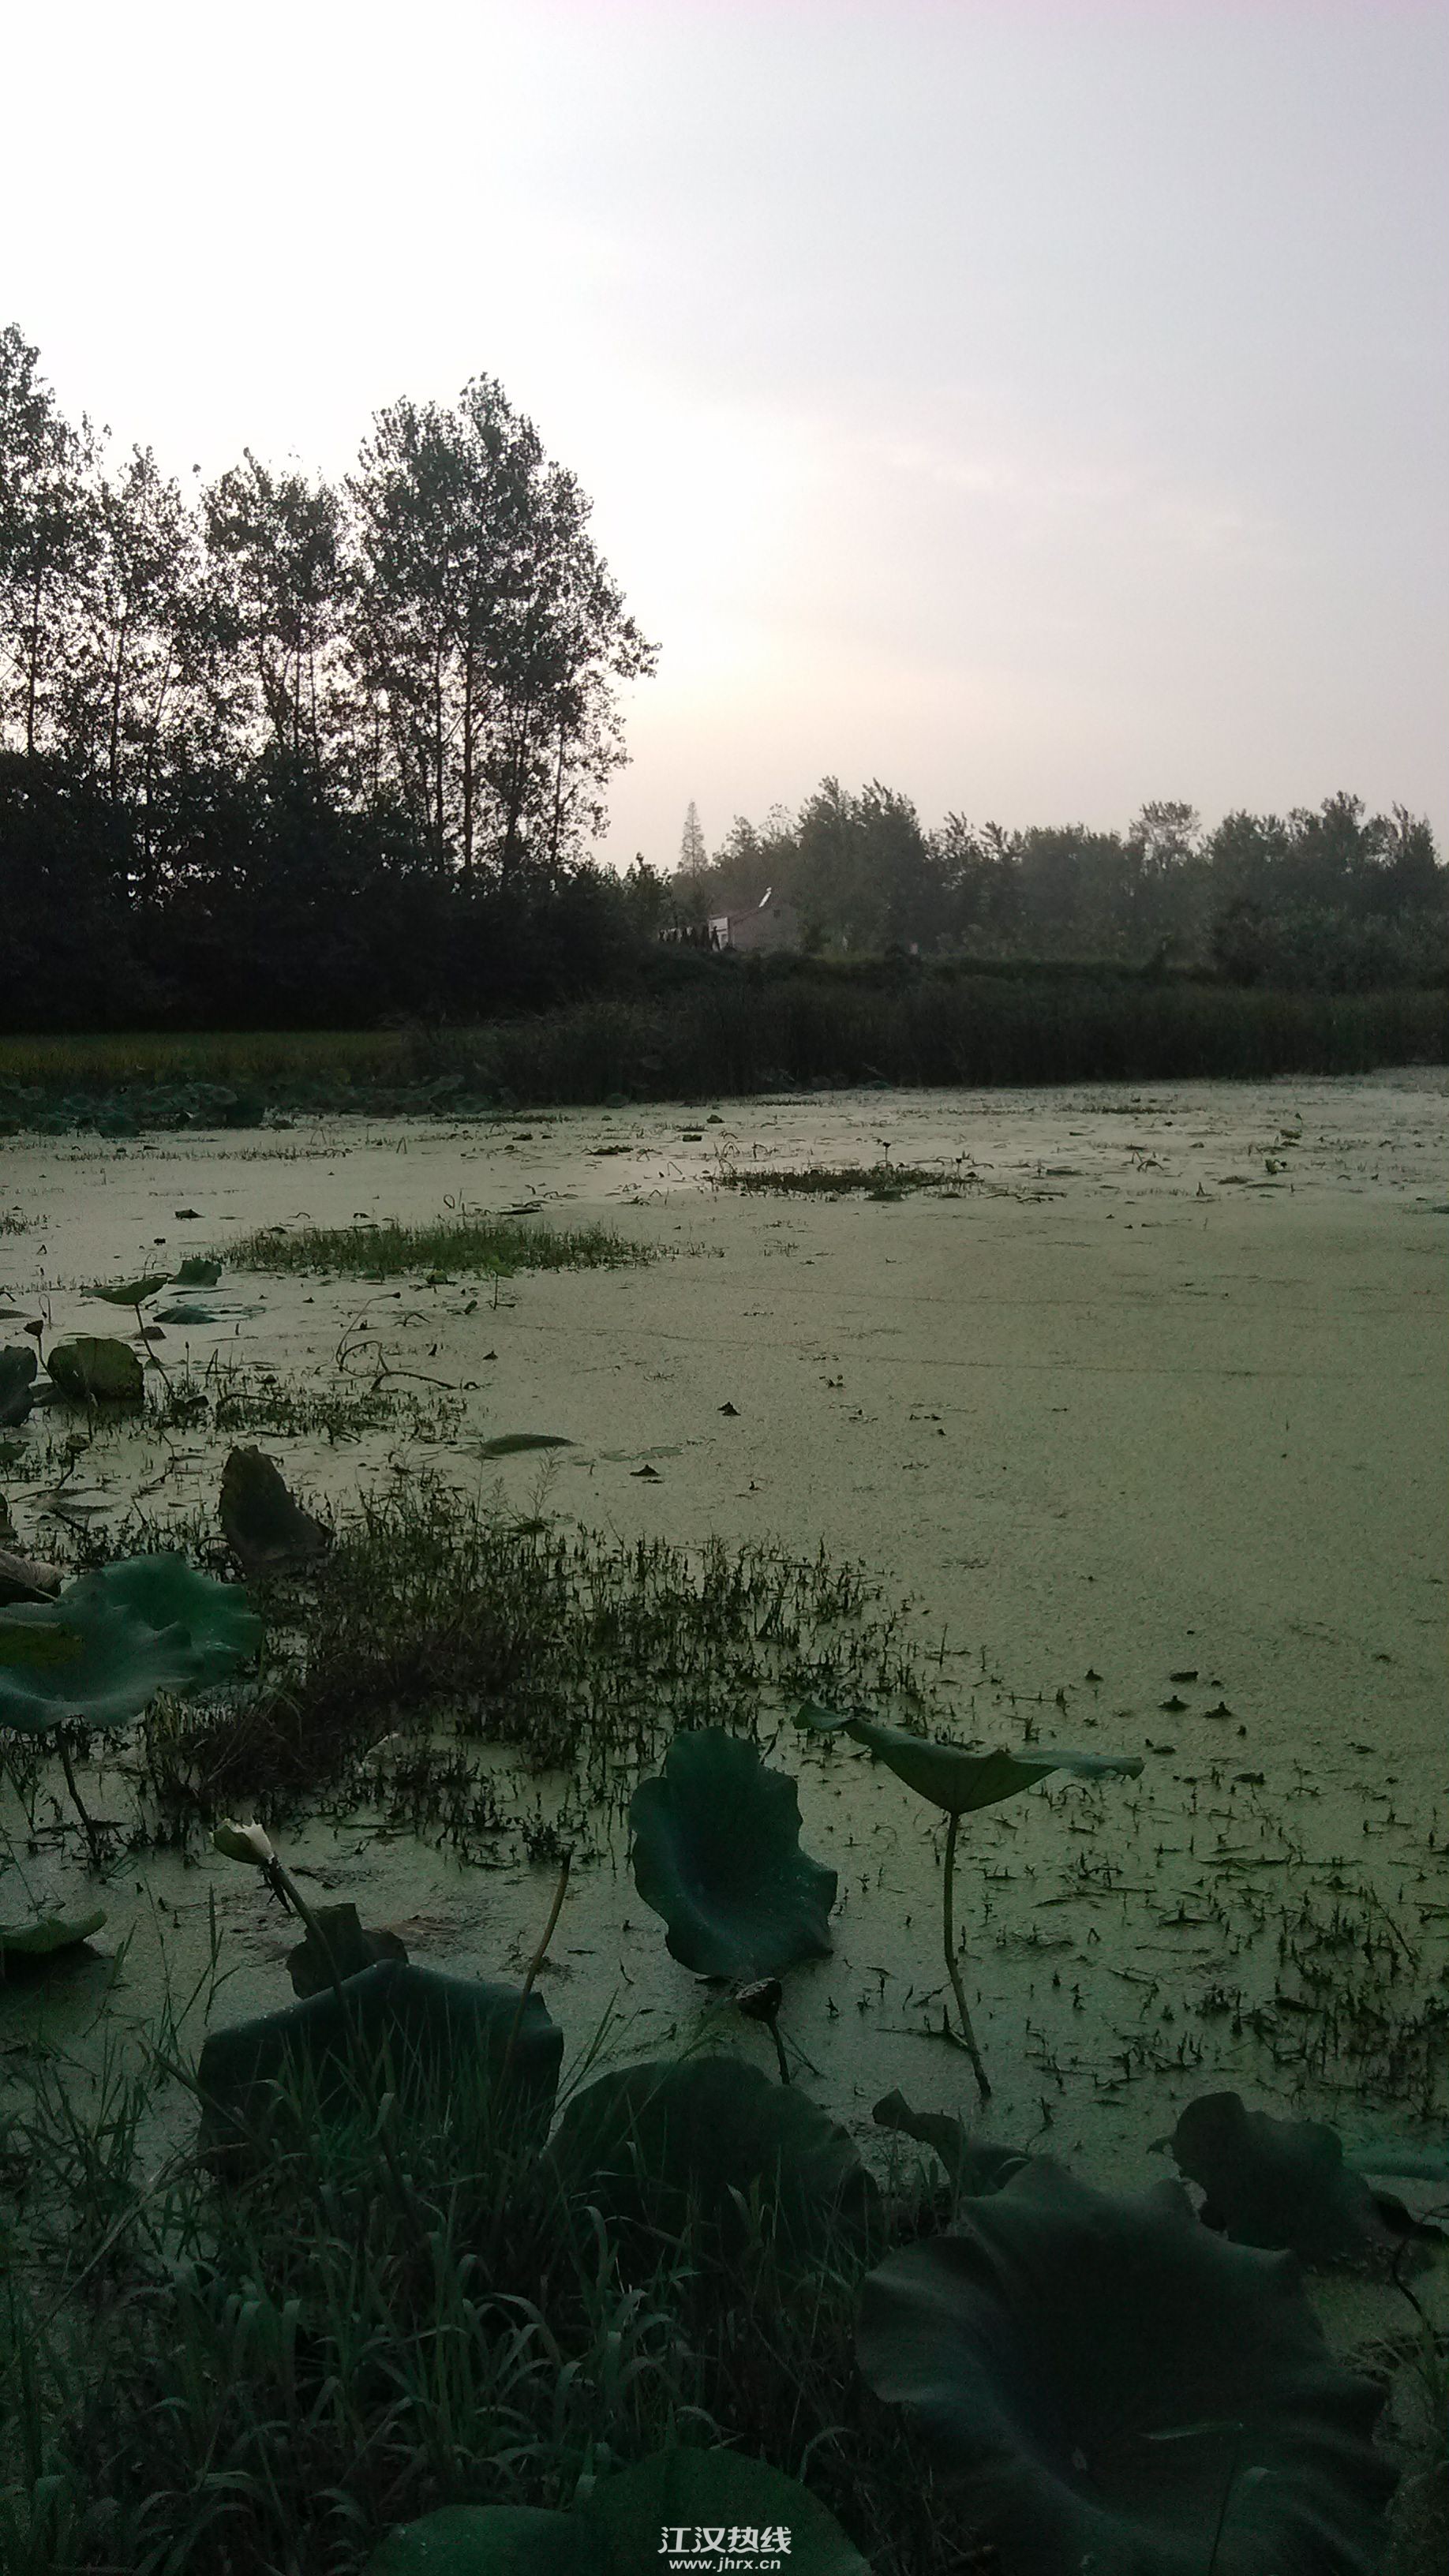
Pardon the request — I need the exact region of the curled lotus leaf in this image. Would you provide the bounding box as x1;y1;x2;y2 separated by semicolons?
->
171;1258;223;1287
0;1552;261;1732
365;2446;871;2574
793;1702;1142;1814
871;2091;1029;2196
1163;2091;1406;2267
197;1960;561;2168
46;1337;144;1405
219;1447;331;1578
856;2158;1396;2576
545;2054;876;2260
0;1908;107;1958
629;1728;837;1980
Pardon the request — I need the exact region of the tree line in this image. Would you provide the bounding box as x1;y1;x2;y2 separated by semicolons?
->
2;319;1442;1028
0;324;657;1025
663;781;1447;988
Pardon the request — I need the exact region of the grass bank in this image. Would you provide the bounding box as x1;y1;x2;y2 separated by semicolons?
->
0;972;1443;1130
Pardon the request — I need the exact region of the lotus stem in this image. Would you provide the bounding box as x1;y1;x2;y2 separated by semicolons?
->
57;1732;107;1866
943;1810;992;2102
503;1851;571;2076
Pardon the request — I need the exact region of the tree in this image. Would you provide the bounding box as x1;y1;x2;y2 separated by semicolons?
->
346;376;656;883
680;799;706;874
200;451;346;770
0;325;96;759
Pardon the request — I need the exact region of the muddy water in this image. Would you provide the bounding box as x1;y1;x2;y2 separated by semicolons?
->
2;1069;1447;2257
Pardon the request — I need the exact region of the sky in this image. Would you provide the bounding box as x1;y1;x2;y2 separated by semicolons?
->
3;0;1444;868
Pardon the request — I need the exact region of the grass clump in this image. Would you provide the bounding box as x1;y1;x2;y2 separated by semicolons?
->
230;1212;660;1282
129;1478;940;1821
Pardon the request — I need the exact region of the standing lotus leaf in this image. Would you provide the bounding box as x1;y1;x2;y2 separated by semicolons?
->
629;1728;837;1979
46;1337;144;1405
0;1553;261;1732
793;1702;1143;1814
365;2444;871;2574
219;1447;331;1577
1162;2092;1406;2267
856;2159;1396;2576
286;1903;409;1998
87;1275;170;1308
794;1702;1141;2099
545;2055;876;2260
0;1346;36;1427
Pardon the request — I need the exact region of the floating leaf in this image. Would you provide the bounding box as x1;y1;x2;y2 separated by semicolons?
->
287;1904;409;1998
1162;2092;1405;2267
0;1554;260;1732
87;1275;169;1307
172;1258;222;1287
545;2054;875;2260
366;2447;870;2575
630;1728;837;1980
857;2159;1395;2576
793;1703;1143;1815
46;1337;144;1405
0;1347;36;1428
0;1908;107;1957
197;1960;561;2166
473;1432;575;1459
219;1447;331;1578
871;2091;1028;2196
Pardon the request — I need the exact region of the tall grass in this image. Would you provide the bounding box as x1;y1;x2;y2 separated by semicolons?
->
0;2027;960;2576
1;972;1443;1125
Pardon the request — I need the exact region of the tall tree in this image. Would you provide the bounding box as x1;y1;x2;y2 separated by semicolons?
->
200;451;346;770
347;376;655;882
680;799;706;873
0;325;96;759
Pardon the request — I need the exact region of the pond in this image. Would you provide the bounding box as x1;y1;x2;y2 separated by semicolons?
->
2;1063;1447;2215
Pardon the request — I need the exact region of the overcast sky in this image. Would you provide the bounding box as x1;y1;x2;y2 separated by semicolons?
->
5;0;1443;865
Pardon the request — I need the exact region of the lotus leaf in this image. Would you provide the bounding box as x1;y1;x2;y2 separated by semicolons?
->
0;1908;107;1956
366;2447;870;2575
630;1728;837;1980
46;1337;144;1405
871;2091;1028;2196
794;1704;1141;2096
197;1960;561;2165
219;1447;331;1578
88;1275;169;1307
545;2054;876;2258
856;2159;1395;2576
0;1347;36;1427
1163;2092;1405;2267
172;1258;223;1287
0;1553;260;1732
287;1904;409;1998
793;1702;1143;1814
